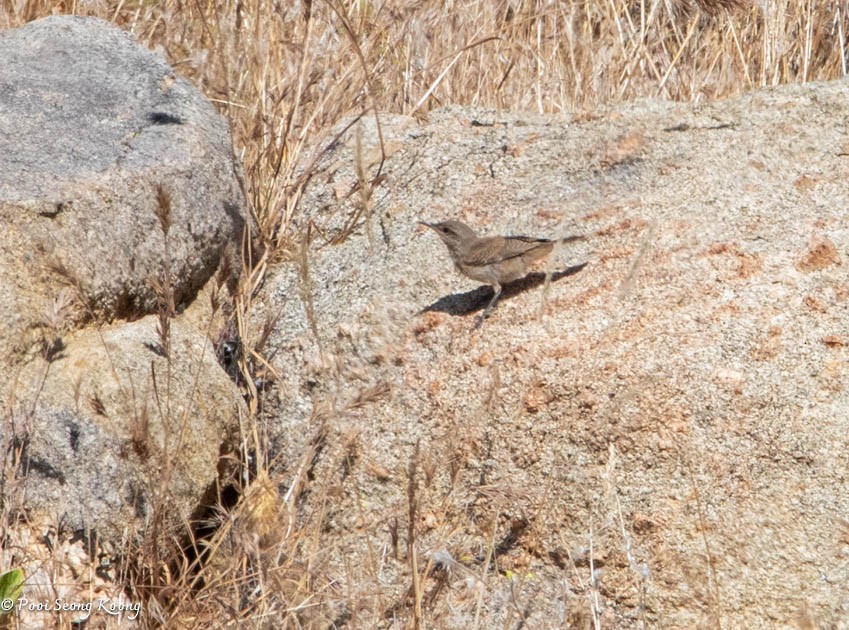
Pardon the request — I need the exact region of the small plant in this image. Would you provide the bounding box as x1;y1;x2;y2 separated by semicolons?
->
0;568;24;615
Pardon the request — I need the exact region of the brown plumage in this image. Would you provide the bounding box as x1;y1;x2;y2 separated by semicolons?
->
421;219;583;325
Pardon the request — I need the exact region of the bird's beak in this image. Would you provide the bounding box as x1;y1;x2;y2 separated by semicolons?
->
419;221;436;230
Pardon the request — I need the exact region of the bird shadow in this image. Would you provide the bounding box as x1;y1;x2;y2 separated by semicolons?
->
420;262;588;316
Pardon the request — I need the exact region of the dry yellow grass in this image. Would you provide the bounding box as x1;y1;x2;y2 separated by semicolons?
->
2;0;848;627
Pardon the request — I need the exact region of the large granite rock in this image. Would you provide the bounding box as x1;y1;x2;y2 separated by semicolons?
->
258;82;849;626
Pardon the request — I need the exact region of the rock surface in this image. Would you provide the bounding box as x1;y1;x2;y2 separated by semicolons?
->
259;82;849;626
0;17;245;548
0;15;245;361
9;316;239;543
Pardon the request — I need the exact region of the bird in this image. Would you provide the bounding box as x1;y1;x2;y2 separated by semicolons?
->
421;219;583;326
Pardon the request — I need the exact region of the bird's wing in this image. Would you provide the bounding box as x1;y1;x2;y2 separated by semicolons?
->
465;236;552;266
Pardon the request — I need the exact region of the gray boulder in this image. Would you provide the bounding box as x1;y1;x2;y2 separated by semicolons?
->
0;16;245;361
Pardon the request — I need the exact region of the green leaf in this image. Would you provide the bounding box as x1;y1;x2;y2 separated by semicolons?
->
0;568;24;616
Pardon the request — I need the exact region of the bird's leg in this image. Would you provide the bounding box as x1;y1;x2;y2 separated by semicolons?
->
475;283;502;329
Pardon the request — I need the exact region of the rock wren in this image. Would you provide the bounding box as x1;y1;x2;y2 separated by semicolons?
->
421;219;583;326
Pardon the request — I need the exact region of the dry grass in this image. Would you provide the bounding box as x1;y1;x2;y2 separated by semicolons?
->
2;0;848;627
